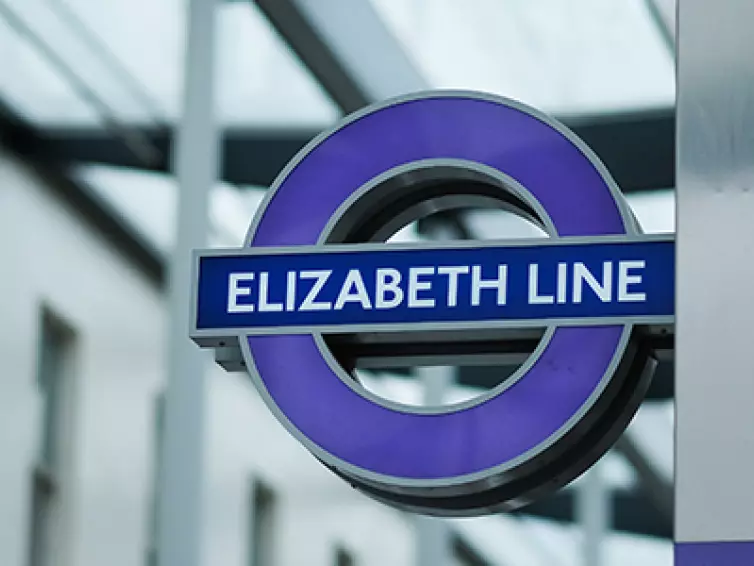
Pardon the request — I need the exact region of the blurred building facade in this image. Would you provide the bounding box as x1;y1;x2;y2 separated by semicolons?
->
0;148;423;566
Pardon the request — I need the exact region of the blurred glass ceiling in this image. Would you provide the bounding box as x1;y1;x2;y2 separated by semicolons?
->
0;0;673;128
0;0;340;126
372;0;675;116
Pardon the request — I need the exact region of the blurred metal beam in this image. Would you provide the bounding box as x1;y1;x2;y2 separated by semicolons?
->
19;108;675;192
458;359;674;401
614;433;673;522
566;109;675;193
517;488;672;539
452;536;491;566
645;0;676;54
0;0;162;167
254;0;675;194
254;0;427;112
0;100;164;285
17;125;304;188
44;0;167;123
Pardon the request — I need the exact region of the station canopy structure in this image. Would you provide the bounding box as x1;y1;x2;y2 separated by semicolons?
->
0;0;677;564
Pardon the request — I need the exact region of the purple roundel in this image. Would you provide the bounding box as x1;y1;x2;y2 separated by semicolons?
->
243;92;633;485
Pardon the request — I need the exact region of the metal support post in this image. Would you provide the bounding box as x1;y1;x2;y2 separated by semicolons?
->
156;0;219;565
415;364;454;566
577;461;608;566
675;0;754;563
644;0;676;54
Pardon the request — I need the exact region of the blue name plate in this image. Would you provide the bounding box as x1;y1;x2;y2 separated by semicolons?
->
191;236;674;337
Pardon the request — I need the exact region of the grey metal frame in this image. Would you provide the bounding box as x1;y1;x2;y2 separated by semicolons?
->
675;0;754;547
156;1;218;565
254;0;427;112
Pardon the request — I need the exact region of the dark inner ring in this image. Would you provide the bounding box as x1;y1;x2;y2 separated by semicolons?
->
319;166;550;383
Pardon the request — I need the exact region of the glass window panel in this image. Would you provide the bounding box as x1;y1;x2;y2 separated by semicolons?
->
0;0;157;125
216;2;340;127
0;4;100;124
31;0;185;124
30;308;76;566
36;309;75;472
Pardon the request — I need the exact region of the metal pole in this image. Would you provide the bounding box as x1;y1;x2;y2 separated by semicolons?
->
157;0;219;565
415;364;454;566
577;461;608;566
644;0;676;55
413;222;458;566
675;1;754;564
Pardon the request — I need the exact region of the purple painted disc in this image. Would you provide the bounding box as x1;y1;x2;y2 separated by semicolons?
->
242;92;635;490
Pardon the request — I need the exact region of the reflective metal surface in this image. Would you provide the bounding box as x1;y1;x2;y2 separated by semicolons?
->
675;0;754;548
